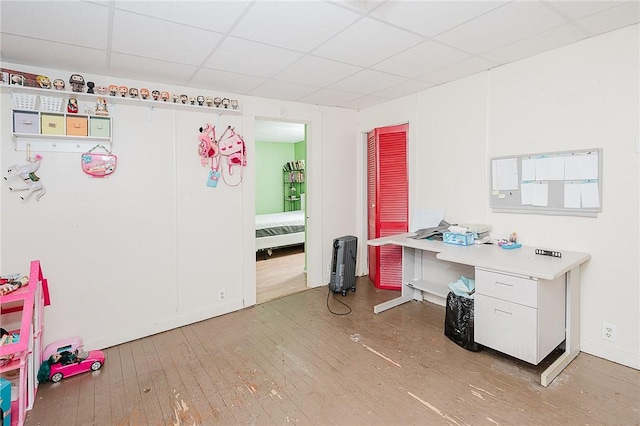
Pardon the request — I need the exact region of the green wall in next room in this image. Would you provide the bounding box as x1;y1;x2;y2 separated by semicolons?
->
255;142;295;214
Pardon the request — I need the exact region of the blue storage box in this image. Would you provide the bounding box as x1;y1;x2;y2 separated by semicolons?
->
443;232;475;246
0;377;10;426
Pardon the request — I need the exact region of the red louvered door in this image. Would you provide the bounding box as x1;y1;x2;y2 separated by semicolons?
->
367;124;408;290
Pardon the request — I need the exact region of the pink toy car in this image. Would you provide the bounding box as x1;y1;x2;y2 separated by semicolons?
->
41;337;105;383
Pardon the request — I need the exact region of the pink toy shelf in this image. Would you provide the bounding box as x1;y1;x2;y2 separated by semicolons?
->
0;261;50;426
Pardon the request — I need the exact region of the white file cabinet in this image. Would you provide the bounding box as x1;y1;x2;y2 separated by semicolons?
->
474;268;566;365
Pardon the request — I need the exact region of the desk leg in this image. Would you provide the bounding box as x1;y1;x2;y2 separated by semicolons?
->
541;267;581;386
374;295;413;314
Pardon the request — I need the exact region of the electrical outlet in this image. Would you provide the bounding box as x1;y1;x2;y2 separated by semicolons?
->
218;289;226;303
602;322;616;341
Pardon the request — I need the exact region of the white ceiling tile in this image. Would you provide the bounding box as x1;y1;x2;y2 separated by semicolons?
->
577;2;640;35
373;79;436;98
188;68;266;94
481;23;588;64
248;80;319;101
326;0;385;14
0;34;109;76
204;37;303;78
312;17;424;67
231;1;359;51
113;0;250;33
545;1;626;20
297;88;362;106
275;56;361;87
418;57;497;85
111;10;223;66
435;1;567;54
370;1;505;37
373;41;470;78
329;69;407;94
0;1;110;49
109;53;198;86
340;94;390;110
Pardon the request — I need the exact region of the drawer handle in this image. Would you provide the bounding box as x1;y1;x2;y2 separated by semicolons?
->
494;308;512;317
73;124;80;128
48;122;56;127
22;120;33;125
495;281;513;288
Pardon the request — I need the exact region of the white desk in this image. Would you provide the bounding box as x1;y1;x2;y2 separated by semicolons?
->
368;234;590;387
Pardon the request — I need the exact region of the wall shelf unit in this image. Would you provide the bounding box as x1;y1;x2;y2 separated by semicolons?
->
284;169;305;211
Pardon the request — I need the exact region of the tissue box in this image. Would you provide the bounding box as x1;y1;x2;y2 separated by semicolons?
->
0;377;10;426
443;232;475;246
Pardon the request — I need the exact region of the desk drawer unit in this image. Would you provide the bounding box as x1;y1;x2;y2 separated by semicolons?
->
474;268;566;365
13;111;39;134
66;116;88;136
41;113;65;135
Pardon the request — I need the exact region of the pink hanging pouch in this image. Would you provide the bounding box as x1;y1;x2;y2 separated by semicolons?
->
81;145;117;177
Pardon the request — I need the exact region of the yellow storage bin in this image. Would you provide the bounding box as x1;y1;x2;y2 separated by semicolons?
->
41;113;65;135
89;117;110;137
66;116;88;136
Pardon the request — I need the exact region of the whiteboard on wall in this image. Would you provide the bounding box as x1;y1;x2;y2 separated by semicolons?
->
490;148;602;217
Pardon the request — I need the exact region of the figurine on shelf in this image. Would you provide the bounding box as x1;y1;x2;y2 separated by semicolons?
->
213;97;222;108
69;74;85;92
140;88;150;100
95;85;108;95
86;81;95;94
221;98;230;109
36;75;51;89
129;87;139;98
53;79;65;90
68;97;78;113
180;94;188;104
230;99;239;110
118;86;128;97
161;91;170;102
108;85;118;96
10;74;25;86
205;96;213;107
151;90;160;101
197;95;205;106
172;93;179;103
189;96;196;105
95;98;109;116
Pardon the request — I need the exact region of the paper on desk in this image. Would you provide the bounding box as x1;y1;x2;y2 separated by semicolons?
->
410;209;445;232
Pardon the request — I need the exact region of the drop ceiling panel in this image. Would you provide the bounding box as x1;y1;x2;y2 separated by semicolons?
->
0;1;110;49
481;23;587;64
189;68;266;94
0;35;108;76
274;56;361;87
373;40;471;78
231;1;360;52
435;1;567;54
312;17;424;67
297;88;362;106
370;1;505;37
330;69;407;94
372;79;436;98
113;0;250;33
419;57;497;85
204;37;303;78
577;2;640;35
248;80;319;102
111;10;223;66
341;95;390;110
546;1;625;20
110;53;198;86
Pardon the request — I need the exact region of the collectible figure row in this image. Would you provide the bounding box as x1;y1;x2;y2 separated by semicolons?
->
2;71;239;109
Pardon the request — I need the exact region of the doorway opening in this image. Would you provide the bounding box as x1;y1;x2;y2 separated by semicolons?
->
254;119;307;304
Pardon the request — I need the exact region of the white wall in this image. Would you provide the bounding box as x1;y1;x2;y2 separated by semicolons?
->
1;64;360;352
358;25;639;369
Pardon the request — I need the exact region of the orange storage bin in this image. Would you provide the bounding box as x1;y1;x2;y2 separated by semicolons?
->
66;116;88;136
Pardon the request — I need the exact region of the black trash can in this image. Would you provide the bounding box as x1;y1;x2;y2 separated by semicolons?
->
444;291;482;352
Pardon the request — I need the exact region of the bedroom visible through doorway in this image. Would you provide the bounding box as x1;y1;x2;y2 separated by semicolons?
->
254;119;307;304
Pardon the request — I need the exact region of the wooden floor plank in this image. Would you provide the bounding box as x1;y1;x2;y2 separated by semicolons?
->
25;276;640;426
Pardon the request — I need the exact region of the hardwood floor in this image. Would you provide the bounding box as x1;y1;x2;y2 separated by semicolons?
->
25;277;639;426
256;245;307;305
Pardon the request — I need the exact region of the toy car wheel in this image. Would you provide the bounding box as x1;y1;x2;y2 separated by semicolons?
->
51;372;63;383
90;361;103;371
